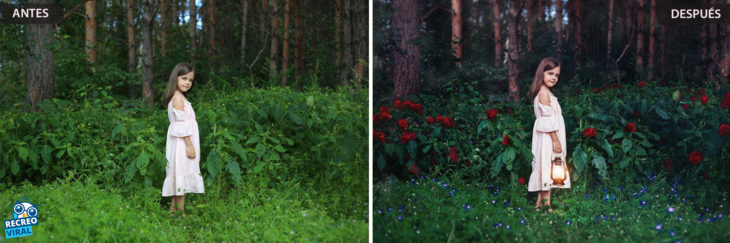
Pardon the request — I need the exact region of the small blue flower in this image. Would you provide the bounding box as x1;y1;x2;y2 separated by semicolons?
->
493;191;499;196
377;209;382;214
566;219;572;225
497;186;502;192
718;214;724;219
668;207;675;213
640;187;647;193
492;200;497;205
387;207;392;212
517;207;522;212
397;215;403;221
677;216;682;221
441;183;449;189
506;225;511;230
465;205;471;211
462;203;466;208
602;215;608;221
681;198;686;203
611;195;616;201
433;178;440;183
655;224;663;231
619;185;624;191
639;200;647;207
468;140;472;145
604;194;610;202
610;216;615;221
488;184;494;190
504;201;510;207
585;193;590;199
633;192;639;198
520;218;526;224
669;230;676;237
398;205;404;212
705;207;710;212
498;222;503;227
603;187;608;193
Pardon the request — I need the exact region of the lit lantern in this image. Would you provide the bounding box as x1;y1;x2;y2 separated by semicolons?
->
551;154;566;186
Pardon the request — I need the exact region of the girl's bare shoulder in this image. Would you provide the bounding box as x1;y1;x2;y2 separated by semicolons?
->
171;94;185;111
537;89;551;106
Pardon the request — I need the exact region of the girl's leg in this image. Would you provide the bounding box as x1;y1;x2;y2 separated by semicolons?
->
179;195;187;218
169;196;177;215
545;190;553;213
536;191;543;210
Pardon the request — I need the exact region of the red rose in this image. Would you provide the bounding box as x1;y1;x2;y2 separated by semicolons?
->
701;95;709;105
502;134;512;146
411;103;424;115
449;147;458;163
487;108;498;120
593;88;600;93
624;122;637;133
518;177;526;185
425;116;434;124
380;105;390;113
663;159;673;170
374;131;386;142
381;112;391;120
719;124;730;136
400;130;417;144
689;151;703;165
408;164;419;175
435;115;443;123
583;127;597;138
442;116;455;128
397;119;409;129
682;103;690;110
638;81;647;87
610;83;619;89
394;99;405;109
723;99;730;109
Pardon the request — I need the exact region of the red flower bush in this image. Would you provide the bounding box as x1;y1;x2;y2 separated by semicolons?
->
397;119;409;129
373;112;391;125
593;88;600;93
701;95;709;105
682;104;690;110
689;151;703;166
394;99;405;109
637;81;647;87
722;93;730;109
400;131;417;144
502;134;512;146
449;147;458;163
442;116;455;128
374;131;386;142
435;115;443;123
624;122;637;133
719;124;730;136
487;108;498;120
663;159;673;170
518;177;526;185
380;105;390;113
583;127;597;138
425;116;434;124
610;83;620;89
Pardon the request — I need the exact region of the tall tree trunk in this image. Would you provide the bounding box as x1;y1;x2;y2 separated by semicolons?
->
527;0;535;53
722;16;730;85
636;0;645;74
172;0;179;26
660;23;668;76
648;0;655;81
392;0;422;99
340;0;354;86
353;0;368;87
607;0;614;62
492;0;502;67
451;0;463;61
208;0;217;75
294;0;305;78
571;0;582;61
554;0;562;58
127;0;137;98
26;0;55;110
707;15;718;84
161;0;169;57
85;0;97;65
269;0;279;80
240;0;248;73
537;0;544;22
282;0;291;86
335;0;342;66
508;0;521;102
142;0;155;107
190;0;197;64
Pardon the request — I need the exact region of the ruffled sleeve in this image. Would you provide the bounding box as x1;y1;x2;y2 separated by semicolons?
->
534;102;559;132
169;108;192;137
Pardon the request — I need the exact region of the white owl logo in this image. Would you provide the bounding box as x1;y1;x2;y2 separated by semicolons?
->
12;202;38;219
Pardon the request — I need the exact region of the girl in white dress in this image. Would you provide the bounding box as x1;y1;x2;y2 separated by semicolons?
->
526;57;570;213
161;63;205;218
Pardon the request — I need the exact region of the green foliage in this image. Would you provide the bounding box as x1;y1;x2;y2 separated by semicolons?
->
374;175;730;242
0;84;368;217
374;81;730;186
0;174;367;242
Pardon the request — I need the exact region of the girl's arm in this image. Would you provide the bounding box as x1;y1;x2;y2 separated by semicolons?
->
173;95;196;159
538;91;562;153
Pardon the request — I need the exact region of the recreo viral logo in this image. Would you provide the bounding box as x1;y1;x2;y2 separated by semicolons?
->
4;199;39;239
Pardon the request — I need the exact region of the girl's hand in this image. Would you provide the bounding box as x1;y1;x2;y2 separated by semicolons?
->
186;145;196;159
552;141;562;153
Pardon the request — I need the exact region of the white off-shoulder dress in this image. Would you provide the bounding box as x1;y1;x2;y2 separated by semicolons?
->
161;99;205;196
528;93;571;191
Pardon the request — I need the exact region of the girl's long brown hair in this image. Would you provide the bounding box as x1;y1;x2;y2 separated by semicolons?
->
527;57;560;103
162;63;195;107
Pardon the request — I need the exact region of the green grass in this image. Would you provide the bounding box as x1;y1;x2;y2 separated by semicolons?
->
0;174;368;242
374;175;730;242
